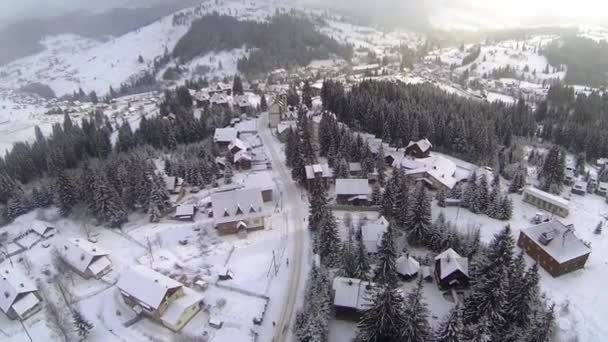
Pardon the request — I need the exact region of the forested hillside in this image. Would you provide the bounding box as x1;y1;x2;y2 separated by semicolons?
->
543;36;608;87
173;13;353;76
321;80;535;164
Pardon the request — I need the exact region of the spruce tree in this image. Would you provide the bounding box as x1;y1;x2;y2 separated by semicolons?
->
435;305;464;342
260;93;268;111
318;210;341;267
308;183;328;232
55;171;78;217
302;80;313;109
232;75;244;95
148;174;171;222
224;162;233;185
476;174;489;213
354;227;371;280
374;224;399;287
72;309;94;339
436;188;447;207
356;284;407;342
405;184;432;245
401;278;432;342
6;195;29;221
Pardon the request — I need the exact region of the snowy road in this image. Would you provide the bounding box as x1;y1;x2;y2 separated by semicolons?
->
258;113;306;342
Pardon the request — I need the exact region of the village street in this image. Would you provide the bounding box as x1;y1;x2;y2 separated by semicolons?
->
258;113;307;342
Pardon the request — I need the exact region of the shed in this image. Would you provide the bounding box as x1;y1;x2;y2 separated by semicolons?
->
434;248;469;289
174;205;196;221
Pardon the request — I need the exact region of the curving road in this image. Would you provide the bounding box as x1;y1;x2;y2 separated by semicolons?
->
258;113;306;342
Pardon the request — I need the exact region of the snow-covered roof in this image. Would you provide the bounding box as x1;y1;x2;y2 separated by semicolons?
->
435;248;469;280
31;221;55;237
160;287;203;327
58;238;110;274
305;163;333;179
234;150;252;162
335;179;371;196
0;267;38;313
523;187;569;209
210;93;231;105
175;205;195;217
521;220;591;264
117;265;182;310
88;256;112;276
361;217;389;253
194;91;210;102
11;292;40;317
396;256;420;277
163;175;177;192
402;155;464;189
228;138;249;152
211;188;264;225
352;63;381;72
348;162;362;172
332;277;376;311
239;172;274;192
406;138;433;152
234;95;251;108
214;128;238;143
277;121;297;134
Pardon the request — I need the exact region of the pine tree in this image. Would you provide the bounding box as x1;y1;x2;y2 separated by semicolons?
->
435;305;464;342
476;174;489;213
519;305;555;342
405;184;432;245
308;183;328;231
302;80;313;109
356;284;407;342
148;174;171;222
88;170;128;228
354;227;371;280
374;224;399;287
6;194;29;221
499;196;513;220
318;210;341;267
55;171;78;217
462;172;477;210
595;221;603;235
260;93;268;111
401;278;432;342
232;75;244;95
371;184;382;206
341;238;357;278
224;162;233;185
436;189;447;207
72;309;94;339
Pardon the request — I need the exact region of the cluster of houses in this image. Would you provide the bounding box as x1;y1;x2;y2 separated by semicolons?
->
192;83;254;114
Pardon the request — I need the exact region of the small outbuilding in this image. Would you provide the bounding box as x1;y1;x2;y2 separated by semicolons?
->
396;255;420;280
174;205;196;221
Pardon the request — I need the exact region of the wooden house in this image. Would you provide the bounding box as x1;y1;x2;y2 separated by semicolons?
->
518;220;591;277
434;248;469;289
0;268;42;320
118;265;203;332
210;188;265;235
332;277;376;320
405;138;432;159
304;163;333;192
57;238;113;279
335;179;372;206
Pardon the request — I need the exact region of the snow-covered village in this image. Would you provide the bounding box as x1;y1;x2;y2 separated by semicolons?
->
0;0;607;341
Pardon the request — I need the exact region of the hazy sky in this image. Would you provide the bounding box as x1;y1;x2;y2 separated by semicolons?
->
1;0;607;29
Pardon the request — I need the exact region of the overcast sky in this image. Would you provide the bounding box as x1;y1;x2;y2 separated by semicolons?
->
1;0;607;29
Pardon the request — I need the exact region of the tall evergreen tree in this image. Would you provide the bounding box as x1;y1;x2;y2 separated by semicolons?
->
308;183;328;232
232;75;244;95
356;284;407;342
374;224;399;287
401;278;432;342
317;210;341;267
405;184;432;245
55;171;78;217
435;305;464;342
354;226;371;280
260;93;268;111
302;80;313;109
72;309;94;339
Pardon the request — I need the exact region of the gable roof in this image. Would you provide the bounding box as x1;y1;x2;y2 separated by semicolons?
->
435;248;469;279
401;155;464;189
0;267;38;313
335;179;371;196
234;150;253;162
160;287;204;327
332;277;376;311
211;188;264;225
228;138;249;152
406;138;433;152
348;162;362;173
214;128;238;143
31;221;55;236
521;220;591;264
58;238;110;274
117;265;182;310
